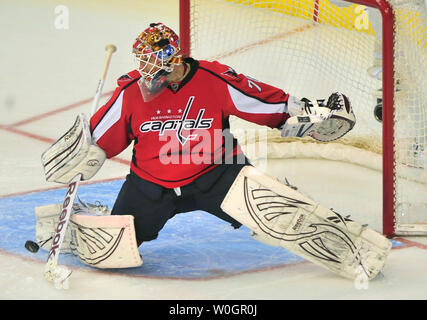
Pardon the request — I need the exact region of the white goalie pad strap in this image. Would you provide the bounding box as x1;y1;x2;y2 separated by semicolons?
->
41;113;106;184
221;166;392;280
35;203;142;269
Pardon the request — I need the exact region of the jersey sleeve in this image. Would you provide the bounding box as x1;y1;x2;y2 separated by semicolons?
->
89;71;140;158
208;62;291;129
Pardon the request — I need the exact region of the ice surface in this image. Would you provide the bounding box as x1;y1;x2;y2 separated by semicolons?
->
0;0;426;300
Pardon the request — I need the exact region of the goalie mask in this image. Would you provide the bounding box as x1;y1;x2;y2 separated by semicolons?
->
132;23;182;100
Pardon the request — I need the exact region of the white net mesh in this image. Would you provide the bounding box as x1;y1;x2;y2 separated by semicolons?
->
187;0;427;235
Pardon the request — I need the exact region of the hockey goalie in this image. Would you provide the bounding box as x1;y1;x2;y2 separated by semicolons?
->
37;22;391;280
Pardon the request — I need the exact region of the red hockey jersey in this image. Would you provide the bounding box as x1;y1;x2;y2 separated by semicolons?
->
90;58;290;188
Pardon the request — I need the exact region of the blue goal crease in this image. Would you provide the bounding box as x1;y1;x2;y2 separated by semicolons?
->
0;180;402;279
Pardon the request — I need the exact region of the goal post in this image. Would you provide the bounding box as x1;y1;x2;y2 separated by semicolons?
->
179;0;427;238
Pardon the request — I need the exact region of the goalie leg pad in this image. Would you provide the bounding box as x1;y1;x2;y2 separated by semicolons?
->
35;203;142;269
69;214;142;269
220;166;392;280
36;204;73;253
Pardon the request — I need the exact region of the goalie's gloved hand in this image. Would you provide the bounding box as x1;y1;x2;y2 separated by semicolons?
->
301;92;347;120
41;114;107;184
281;92;356;142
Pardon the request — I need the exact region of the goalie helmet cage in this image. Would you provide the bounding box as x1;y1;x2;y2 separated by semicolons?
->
179;0;427;238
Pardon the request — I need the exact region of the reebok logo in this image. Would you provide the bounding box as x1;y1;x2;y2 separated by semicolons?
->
292;214;306;231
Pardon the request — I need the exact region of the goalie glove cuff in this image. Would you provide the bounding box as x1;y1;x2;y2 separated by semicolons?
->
286;95;305;116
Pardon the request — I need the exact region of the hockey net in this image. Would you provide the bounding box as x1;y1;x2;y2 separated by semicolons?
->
180;0;427;237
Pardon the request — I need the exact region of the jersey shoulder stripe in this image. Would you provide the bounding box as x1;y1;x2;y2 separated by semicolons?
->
92;90;125;142
91;72;140;133
197;61;288;106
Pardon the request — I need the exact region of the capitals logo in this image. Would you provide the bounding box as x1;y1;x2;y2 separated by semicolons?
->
139;96;214;145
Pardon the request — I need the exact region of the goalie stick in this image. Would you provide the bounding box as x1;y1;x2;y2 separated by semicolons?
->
44;44;117;289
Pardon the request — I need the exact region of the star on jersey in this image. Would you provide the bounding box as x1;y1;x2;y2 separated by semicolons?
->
139;96;214;145
155;109;183;115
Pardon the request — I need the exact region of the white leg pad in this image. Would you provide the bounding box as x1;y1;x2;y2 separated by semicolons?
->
36;204;73;253
221;166;392;280
69;214;142;269
35;204;142;269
